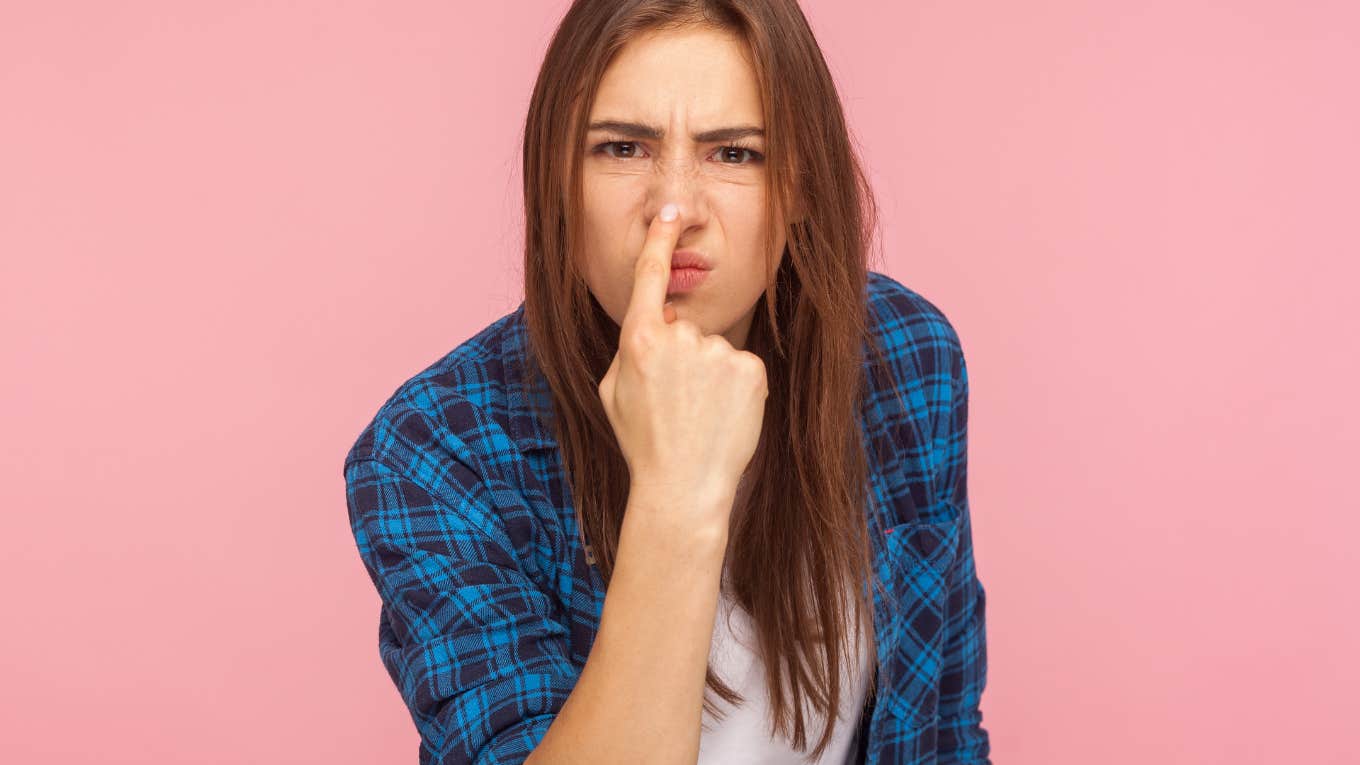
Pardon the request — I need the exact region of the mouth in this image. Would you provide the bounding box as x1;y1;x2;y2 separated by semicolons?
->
667;262;711;294
670;250;713;271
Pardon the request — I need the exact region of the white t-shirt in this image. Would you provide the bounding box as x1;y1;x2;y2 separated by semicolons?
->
696;572;873;764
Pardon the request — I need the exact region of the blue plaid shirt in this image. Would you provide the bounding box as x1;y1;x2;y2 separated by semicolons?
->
343;270;991;764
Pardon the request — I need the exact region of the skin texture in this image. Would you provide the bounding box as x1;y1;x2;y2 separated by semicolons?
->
535;76;776;754
579;25;786;351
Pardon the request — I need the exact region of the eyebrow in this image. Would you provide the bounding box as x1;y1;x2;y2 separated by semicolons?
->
586;119;765;144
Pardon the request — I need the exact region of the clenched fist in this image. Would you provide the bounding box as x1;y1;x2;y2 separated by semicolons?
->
597;202;769;533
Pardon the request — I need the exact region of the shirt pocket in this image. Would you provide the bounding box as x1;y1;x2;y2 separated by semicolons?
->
877;512;960;727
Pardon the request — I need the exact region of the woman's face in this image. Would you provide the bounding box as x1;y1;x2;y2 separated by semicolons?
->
577;25;786;352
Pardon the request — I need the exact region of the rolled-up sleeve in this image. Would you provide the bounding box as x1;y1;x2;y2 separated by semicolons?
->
344;455;577;765
934;338;993;764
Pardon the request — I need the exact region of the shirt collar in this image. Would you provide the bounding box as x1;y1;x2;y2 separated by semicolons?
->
501;303;559;453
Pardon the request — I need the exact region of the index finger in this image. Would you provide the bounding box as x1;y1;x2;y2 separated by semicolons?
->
622;202;683;334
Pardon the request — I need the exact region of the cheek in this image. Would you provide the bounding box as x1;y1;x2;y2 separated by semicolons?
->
583;178;642;251
580;185;644;322
713;198;773;274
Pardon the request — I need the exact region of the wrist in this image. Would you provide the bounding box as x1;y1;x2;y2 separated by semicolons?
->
622;480;734;553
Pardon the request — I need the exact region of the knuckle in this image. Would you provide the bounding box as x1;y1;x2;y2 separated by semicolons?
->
742;353;768;381
622;327;654;356
676;320;702;343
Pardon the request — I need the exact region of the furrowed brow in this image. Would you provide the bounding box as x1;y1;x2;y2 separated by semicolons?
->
587;120;764;143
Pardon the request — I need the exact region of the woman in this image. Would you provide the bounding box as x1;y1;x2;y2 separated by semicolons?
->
343;1;991;763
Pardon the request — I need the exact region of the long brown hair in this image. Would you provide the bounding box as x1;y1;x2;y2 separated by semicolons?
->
519;0;893;757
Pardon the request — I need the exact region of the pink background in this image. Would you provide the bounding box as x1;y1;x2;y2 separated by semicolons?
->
2;2;1356;763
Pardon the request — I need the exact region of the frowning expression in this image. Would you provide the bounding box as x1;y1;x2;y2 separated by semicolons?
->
577;24;786;351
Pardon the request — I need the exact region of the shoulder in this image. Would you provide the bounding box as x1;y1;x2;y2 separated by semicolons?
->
342;306;528;491
862;273;970;525
865;270;966;386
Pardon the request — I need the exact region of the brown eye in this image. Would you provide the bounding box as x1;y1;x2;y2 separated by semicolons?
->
716;146;764;165
596;141;642;159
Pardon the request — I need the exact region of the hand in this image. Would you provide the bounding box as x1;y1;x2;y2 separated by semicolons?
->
597;202;770;530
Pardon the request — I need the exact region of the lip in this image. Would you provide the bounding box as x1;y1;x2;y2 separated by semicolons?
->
667;266;710;294
670;250;713;270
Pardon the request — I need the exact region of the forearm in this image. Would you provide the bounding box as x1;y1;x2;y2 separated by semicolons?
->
526;484;732;765
935;531;991;763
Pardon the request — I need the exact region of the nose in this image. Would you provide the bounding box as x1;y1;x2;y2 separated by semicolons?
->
647;153;706;223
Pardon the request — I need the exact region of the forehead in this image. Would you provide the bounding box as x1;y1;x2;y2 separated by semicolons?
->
589;26;764;129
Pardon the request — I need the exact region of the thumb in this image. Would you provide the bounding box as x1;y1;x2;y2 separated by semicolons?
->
662;300;677;323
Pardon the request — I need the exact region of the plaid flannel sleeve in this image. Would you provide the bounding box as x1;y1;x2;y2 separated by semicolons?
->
933;336;993;764
344;454;576;765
